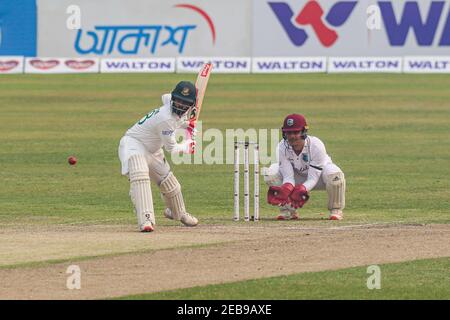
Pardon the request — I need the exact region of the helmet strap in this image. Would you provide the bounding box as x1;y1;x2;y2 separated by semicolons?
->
301;129;308;140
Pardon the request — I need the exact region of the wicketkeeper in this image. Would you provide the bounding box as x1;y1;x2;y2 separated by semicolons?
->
118;81;198;232
262;114;346;220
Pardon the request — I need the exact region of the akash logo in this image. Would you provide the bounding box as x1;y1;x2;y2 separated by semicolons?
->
269;0;357;47
74;3;216;56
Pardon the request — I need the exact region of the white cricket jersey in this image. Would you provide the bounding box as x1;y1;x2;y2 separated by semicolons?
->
125;94;188;154
278;136;333;191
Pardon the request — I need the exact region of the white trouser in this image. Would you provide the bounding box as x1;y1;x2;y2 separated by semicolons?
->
118;135;170;185
263;163;343;190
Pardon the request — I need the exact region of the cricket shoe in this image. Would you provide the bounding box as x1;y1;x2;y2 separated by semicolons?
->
276;210;299;221
164;208;199;227
329;209;344;221
140;222;155;232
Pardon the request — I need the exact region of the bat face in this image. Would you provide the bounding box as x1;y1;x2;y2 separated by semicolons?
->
193;62;212;122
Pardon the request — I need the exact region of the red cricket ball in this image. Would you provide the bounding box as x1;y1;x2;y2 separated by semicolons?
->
68;156;77;165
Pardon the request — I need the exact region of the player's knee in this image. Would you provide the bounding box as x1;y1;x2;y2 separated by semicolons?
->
128;154;150;182
326;172;345;187
159;172;181;196
261;164;283;186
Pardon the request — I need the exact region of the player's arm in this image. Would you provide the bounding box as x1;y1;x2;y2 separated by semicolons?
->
303;139;328;191
267;145;295;206
161;93;171;105
159;121;195;154
279;147;295;186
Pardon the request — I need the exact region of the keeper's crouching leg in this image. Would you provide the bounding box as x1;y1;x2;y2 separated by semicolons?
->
326;172;346;220
159;172;198;227
128;154;155;232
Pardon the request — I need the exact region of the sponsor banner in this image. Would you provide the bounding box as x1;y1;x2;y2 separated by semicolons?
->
0;56;24;74
328;57;403;73
177;57;251;73
404;56;450;73
252;57;326;73
24;57;100;73
100;58;175;73
253;0;450;56
37;0;251;58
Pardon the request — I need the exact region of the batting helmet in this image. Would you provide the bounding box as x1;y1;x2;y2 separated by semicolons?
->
282;114;308;140
171;81;197;116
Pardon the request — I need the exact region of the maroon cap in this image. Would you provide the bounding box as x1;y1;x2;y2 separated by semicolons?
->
282;114;308;132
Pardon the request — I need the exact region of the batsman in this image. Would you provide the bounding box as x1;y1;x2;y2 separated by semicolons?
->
118;81;199;232
263;114;346;220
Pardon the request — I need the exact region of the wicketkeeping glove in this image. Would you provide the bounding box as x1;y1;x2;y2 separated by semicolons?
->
267;183;294;206
289;184;310;209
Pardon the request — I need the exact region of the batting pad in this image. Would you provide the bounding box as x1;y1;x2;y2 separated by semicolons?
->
326;172;346;211
129;154;155;226
159;172;186;220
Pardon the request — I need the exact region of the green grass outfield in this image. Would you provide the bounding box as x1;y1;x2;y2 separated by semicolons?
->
0;73;449;226
117;256;450;300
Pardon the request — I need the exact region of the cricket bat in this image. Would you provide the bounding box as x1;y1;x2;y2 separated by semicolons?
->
186;62;212;141
194;62;212;123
